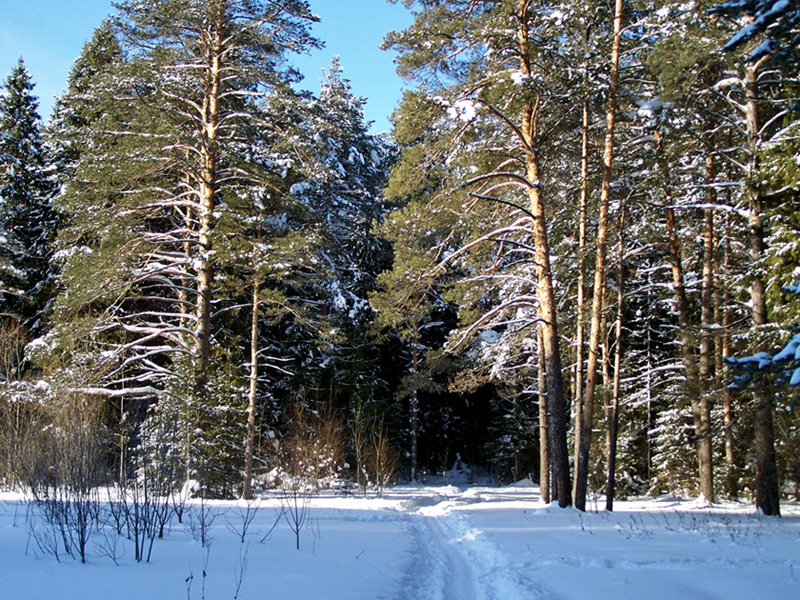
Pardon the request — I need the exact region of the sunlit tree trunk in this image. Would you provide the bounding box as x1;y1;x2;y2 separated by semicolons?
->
666;206;715;501
410;324;420;481
697;151;716;504
194;24;223;390
575;0;623;511
517;0;571;507
715;215;737;496
243;279;259;500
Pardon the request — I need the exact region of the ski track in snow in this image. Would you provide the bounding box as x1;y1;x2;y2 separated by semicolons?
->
397;494;544;600
2;485;798;600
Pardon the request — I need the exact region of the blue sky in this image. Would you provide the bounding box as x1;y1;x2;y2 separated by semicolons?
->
0;0;413;132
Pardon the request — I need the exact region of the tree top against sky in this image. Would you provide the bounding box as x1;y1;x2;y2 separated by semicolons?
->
0;0;412;133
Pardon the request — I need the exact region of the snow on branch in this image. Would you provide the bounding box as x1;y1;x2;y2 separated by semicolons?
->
445;295;543;354
727;281;800;387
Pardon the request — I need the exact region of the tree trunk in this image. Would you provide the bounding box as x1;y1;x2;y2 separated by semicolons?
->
715;217;737;496
697;163;716;503
194;27;223;391
574;0;623;511
528;175;571;507
572;26;591;502
243;280;259;500
666;207;714;501
517;0;571;507
745;63;780;516
538;326;550;503
606;205;624;512
410;325;420;481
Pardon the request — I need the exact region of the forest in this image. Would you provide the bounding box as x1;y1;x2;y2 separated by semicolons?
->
1;0;799;529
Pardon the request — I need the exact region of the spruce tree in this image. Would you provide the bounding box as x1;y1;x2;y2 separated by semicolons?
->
0;58;55;331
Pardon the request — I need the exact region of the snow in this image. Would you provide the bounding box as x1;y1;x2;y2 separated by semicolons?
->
510;71;526;85
447;100;478;123
1;484;797;600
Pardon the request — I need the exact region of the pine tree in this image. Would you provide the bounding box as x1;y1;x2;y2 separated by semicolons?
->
47;1;320;490
385;0;588;507
706;0;797;516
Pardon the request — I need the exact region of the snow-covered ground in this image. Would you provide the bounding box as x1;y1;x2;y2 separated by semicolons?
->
1;482;798;600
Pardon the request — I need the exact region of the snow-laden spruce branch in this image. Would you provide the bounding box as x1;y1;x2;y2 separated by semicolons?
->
676;120;750;172
129;269;198;292
666;202;750;219
457;272;538;288
111;322;197;345
115;310;197;326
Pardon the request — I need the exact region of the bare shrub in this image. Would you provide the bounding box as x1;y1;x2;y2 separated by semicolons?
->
270;403;346;549
278;467;311;550
352;407;400;497
365;418;400;496
0;392;47;489
107;405;195;563
282;403;346;492
226;497;261;543
25;393;109;563
187;493;218;549
0;317;38;488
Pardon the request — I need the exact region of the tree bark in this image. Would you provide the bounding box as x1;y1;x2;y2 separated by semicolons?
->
715;216;737;496
666;207;715;502
194;25;223;391
517;0;571;507
410;324;420;481
538;326;550;503
572;25;591;502
243;279;259;500
606;206;624;512
574;0;623;511
697;156;716;503
528;166;571;507
744;63;780;516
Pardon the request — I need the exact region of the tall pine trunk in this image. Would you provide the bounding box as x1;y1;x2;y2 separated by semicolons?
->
538;327;550;503
527;159;571;507
194;25;223;391
517;0;571;507
574;0;623;511
697;152;717;503
716;215;737;497
666;206;714;502
606;205;624;511
409;324;420;481
744;63;780;516
572;83;590;502
243;279;259;500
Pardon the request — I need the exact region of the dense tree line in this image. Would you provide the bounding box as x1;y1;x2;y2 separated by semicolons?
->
0;0;798;517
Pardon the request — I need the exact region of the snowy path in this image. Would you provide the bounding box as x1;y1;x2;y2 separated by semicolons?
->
397;491;543;600
2;485;798;600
